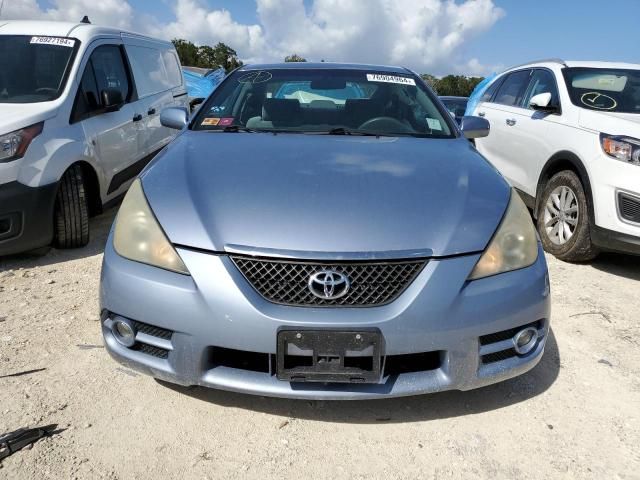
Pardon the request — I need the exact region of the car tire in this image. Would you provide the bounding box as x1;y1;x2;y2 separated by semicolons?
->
536;170;598;262
53;165;90;249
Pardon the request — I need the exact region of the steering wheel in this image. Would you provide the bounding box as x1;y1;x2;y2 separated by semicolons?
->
358;116;412;133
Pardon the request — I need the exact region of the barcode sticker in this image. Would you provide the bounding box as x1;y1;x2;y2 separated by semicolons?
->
30;37;75;48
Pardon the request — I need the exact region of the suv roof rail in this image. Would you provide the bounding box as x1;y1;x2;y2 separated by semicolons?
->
508;58;567;70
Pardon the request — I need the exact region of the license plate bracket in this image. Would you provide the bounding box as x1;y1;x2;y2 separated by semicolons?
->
276;329;382;383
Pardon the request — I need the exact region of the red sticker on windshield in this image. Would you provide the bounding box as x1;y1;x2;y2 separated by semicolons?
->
218;117;234;126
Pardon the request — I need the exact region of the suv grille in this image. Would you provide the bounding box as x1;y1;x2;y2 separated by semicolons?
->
619;192;640;223
231;256;426;307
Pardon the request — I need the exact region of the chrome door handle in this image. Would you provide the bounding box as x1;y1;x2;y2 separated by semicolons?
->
506;118;516;126
477;111;485;117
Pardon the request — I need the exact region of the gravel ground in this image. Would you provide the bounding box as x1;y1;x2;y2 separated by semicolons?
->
0;208;639;479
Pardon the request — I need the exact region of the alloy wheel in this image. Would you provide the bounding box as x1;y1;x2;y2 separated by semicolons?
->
543;185;579;245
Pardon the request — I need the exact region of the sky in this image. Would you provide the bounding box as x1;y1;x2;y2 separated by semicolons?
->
1;0;638;76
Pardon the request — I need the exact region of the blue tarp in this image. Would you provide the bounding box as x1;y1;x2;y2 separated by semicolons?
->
465;72;497;116
182;67;226;100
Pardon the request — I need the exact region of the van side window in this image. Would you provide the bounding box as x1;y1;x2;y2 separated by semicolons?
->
90;45;131;103
162;50;183;88
493;70;532;107
71;63;100;123
126;45;174;97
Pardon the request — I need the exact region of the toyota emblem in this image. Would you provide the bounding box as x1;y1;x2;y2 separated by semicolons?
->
308;270;350;300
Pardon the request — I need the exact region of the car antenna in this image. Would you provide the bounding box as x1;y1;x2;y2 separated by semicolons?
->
80;15;91;24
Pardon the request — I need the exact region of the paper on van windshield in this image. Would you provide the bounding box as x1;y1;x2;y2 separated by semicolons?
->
366;74;416;86
30;36;76;48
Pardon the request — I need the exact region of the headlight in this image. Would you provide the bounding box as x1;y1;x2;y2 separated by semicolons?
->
113;179;189;275
600;133;640;165
0;123;43;163
468;190;538;280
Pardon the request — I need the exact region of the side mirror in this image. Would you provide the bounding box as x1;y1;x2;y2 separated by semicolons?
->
101;89;124;112
160;107;189;130
460;115;489;139
529;92;558;112
189;97;205;113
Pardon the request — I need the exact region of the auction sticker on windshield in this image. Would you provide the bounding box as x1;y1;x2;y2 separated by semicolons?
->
366;74;416;86
30;36;75;47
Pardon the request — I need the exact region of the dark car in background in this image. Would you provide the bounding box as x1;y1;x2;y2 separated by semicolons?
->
439;96;469;124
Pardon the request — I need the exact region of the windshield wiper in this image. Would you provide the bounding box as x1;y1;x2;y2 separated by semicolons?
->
325;127;381;136
221;125;256;133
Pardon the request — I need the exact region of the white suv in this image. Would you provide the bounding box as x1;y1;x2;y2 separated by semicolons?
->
472;59;640;261
0;20;187;256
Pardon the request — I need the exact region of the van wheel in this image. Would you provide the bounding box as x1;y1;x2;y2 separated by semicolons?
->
53;165;90;249
536;170;598;262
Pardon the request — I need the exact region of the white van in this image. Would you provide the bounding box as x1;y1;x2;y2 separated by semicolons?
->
0;20;187;255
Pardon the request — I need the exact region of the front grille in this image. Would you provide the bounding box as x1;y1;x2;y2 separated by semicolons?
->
619;192;640;223
231;256;426;307
132;320;173;340
133;343;169;359
482;349;517;364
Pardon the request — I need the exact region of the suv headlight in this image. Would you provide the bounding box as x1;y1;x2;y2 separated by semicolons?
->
468;190;538;280
0;123;44;163
600;133;640;165
113;179;189;274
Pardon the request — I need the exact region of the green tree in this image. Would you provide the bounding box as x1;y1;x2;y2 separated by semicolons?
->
285;54;307;62
420;73;438;93
172;39;199;67
172;39;243;73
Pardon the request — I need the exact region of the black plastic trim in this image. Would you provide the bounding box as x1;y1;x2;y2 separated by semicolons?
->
107;147;163;194
0;181;59;256
591;225;640;256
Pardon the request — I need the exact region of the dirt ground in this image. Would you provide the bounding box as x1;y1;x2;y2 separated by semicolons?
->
0;208;639;480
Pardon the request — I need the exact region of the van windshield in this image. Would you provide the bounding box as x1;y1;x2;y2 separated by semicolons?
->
0;35;78;104
193;68;455;138
563;67;640;114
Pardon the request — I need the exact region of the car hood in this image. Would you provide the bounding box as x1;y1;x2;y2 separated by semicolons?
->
141;132;510;258
0;103;58;134
578;109;640;137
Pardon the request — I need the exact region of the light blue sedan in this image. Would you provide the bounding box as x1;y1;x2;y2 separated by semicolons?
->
100;63;550;399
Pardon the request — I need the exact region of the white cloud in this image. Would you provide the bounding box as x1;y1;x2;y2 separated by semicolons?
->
0;0;505;75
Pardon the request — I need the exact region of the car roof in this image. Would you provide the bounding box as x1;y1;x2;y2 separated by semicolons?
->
0;20;172;46
238;62;412;74
503;58;640;73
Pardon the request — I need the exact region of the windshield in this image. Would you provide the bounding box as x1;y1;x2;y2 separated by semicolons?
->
193;68;454;138
0;35;78;104
563;67;640;113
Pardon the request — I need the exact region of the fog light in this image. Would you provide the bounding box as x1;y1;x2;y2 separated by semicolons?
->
112;317;136;347
513;327;538;355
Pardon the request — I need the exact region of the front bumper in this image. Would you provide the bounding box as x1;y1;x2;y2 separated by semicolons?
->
0;181;58;256
100;237;551;399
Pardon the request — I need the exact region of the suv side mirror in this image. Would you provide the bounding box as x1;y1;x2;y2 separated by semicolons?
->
529;92;558;112
460;116;489;139
101;89;124;112
160;107;189;130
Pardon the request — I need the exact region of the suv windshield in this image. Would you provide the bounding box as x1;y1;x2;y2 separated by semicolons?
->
563;67;640;113
193;68;454;138
0;35;78;104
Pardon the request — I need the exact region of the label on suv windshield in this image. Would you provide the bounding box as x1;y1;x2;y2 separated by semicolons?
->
30;36;76;48
366;74;416;86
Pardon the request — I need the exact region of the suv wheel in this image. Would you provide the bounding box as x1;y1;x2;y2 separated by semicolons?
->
536;170;598;262
53;165;90;249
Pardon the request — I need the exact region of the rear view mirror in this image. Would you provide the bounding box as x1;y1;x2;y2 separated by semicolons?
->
310;78;347;90
529;92;558;112
160;107;189;130
101;89;124;112
460;116;489;139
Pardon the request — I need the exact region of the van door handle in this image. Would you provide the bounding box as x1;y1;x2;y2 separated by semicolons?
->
133;114;143;122
147;108;156;115
506;118;516;126
477;111;485;117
